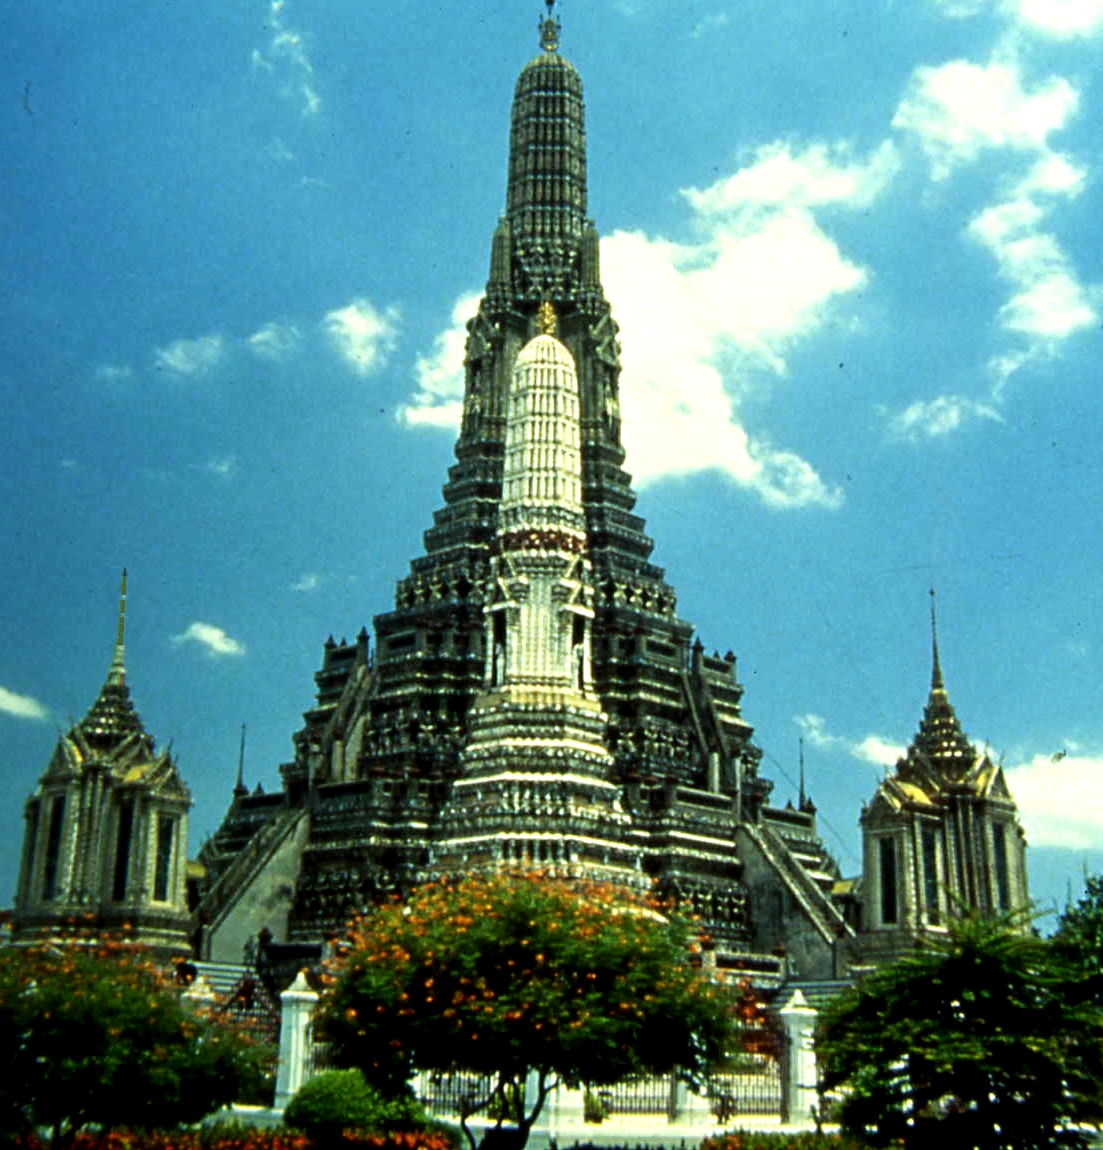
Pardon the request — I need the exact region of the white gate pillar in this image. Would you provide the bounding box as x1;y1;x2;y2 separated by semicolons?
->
275;969;319;1109
779;988;818;1127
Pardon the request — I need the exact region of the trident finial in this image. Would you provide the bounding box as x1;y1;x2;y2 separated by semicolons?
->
540;0;560;52
537;299;558;336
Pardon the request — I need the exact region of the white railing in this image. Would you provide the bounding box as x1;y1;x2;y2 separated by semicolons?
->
273;974;820;1128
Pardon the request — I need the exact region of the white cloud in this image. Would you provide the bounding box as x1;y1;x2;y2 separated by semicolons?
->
248;321;301;362
290;572;321;592
0;686;49;721
400;142;892;508
254;0;321;117
691;11;730;39
797;713;904;767
1005;751;1103;848
932;0;990;14
968;154;1097;340
893;58;1079;178
601;142;891;505
198;457;237;479
853;734;908;767
601;216;857;506
323;298;400;377
94;363;134;388
684;140;899;214
1014;0;1103;37
888;394;1004;440
154;334;225;378
171;621;246;658
397;292;480;430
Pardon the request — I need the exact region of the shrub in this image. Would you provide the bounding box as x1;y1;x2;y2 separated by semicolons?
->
284;1071;429;1141
701;1136;871;1150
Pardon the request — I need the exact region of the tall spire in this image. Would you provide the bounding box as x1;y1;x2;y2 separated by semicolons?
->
929;587;944;693
234;722;248;798
903;590;974;781
108;568;128;687
78;570;146;747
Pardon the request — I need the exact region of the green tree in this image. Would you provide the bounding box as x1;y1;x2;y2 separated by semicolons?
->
817;913;1103;1149
1053;873;1103;990
0;938;268;1146
319;872;732;1150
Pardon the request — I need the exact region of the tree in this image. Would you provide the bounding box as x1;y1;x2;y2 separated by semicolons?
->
816;913;1103;1150
0;938;269;1146
319;872;732;1150
1053;873;1103;991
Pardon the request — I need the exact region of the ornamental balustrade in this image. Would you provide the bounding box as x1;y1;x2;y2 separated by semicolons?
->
274;973;820;1128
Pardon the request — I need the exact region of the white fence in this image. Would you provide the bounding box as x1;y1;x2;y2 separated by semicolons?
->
273;970;820;1131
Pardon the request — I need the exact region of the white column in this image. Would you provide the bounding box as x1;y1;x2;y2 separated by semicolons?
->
779;989;818;1127
275;969;319;1109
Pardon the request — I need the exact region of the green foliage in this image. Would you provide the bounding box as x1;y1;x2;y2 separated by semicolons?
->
701;1135;870;1150
11;1130;457;1150
0;940;269;1146
284;1070;429;1141
816;913;1103;1149
319;872;731;1150
1054;872;1103;988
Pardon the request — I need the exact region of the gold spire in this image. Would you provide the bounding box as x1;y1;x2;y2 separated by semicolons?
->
79;569;145;746
929;587;944;693
901;589;974;782
539;0;560;52
109;568;128;686
537;299;558;336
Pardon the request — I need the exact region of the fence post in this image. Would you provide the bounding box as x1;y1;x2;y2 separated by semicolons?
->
275;969;319;1110
778;989;818;1127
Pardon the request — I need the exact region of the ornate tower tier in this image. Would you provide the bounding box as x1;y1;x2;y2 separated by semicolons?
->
13;573;192;958
860;596;1030;963
196;10;853;976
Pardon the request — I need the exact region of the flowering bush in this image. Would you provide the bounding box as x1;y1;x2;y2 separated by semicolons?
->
0;937;270;1147
319;872;732;1150
11;1131;456;1150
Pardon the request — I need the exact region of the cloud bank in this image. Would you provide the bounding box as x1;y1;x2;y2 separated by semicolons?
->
400;142;899;508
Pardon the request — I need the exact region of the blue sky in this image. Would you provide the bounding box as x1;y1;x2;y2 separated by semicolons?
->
3;0;1103;924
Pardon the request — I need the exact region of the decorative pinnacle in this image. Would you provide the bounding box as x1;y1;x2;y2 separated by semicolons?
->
537;299;558;336
109;568;128;685
235;722;248;797
929;587;944;692
540;0;560;51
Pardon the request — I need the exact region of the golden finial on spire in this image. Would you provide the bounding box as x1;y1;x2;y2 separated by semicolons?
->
540;0;560;51
537;300;558;336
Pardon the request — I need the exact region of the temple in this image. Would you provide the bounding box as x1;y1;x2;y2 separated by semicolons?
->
858;594;1030;962
12;571;192;957
12;8;1029;978
192;8;852;980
